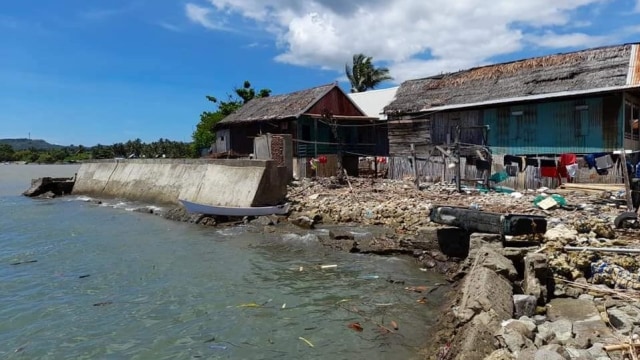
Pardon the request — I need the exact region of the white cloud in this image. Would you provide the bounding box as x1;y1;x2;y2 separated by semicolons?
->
636;0;640;12
528;32;612;49
159;22;182;32
185;3;225;30
187;0;620;82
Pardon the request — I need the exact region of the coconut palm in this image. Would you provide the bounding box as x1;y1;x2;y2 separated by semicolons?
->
345;54;393;93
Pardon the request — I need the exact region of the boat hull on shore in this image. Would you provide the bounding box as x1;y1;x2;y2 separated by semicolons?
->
179;199;290;217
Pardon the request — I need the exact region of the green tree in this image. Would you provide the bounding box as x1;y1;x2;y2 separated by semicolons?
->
345;54;393;93
191;81;271;157
0;144;15;161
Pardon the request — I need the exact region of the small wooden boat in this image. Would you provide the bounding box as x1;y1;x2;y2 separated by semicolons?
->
179;199;290;217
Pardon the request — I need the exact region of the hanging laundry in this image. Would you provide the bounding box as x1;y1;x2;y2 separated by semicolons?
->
566;163;578;178
558;153;577;179
540;166;559;178
525;157;540;167
594;154;614;170
539;158;559;178
503;155;525;172
475;160;491;171
505;165;518;177
584;153;607;169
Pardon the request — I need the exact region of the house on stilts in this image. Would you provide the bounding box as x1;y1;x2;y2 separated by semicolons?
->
384;43;640;189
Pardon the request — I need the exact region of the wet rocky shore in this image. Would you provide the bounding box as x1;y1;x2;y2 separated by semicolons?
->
25;175;640;359
282;177;640;360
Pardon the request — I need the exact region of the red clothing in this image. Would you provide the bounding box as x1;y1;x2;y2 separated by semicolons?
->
540;166;559;178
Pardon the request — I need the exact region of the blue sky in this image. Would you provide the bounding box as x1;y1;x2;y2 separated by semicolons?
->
1;0;639;146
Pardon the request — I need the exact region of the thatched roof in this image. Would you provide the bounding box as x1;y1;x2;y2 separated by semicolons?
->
217;83;336;126
385;43;640;114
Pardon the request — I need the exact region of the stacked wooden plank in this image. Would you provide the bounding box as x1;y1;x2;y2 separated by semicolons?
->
558;183;624;194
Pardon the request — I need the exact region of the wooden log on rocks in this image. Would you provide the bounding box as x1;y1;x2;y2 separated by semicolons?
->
430;206;547;236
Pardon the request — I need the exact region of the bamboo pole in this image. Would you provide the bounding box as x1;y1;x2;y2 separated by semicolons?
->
564;246;640;254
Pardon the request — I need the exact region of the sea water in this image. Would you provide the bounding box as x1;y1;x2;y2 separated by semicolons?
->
0;164;447;359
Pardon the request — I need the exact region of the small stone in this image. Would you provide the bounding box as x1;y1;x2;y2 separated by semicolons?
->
532;315;547;325
579;294;595;302
547;319;573;344
534;349;566;360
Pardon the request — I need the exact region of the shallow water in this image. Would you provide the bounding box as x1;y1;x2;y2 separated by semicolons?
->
0;164;447;359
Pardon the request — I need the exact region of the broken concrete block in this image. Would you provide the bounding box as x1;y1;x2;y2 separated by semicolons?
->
523;253;551;305
514;295;537;318
458;267;513;323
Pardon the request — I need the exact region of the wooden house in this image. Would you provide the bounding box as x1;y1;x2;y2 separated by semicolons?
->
384;43;640;187
214;83;385;177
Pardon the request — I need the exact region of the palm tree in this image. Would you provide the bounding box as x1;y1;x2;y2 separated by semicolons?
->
345;54;393;93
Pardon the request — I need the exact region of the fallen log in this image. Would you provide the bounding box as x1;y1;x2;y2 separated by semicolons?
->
429;206;547;236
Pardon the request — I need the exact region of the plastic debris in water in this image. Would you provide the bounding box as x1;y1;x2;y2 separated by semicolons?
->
208;344;228;351
298;337;314;348
347;322;364;332
359;275;379;280
237;303;261;308
390;320;399;330
319;264;337;269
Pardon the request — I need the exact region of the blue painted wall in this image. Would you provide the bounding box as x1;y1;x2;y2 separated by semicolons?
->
482;94;623;155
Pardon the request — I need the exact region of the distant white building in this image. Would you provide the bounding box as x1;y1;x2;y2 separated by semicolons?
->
347;86;399;120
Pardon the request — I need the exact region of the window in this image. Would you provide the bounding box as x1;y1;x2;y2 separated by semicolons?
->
574;102;588;137
301;125;311;140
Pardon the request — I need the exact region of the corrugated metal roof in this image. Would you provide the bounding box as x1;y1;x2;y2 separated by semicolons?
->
347;87;398;120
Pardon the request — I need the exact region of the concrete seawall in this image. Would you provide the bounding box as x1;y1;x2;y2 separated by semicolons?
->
72;159;288;207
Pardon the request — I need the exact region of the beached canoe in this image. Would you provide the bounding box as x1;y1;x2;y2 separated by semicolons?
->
179;199;290;217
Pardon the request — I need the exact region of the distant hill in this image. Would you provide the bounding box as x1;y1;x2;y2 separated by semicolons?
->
0;138;64;151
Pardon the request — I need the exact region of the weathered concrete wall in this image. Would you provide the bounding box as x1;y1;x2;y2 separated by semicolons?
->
72;159;288;207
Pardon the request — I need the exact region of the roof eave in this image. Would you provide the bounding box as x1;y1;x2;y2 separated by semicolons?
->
415;85;640;113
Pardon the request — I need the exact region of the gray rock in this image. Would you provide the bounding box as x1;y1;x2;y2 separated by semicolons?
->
458;267;513;324
586;343;609;359
516;348;536;360
572;318;615;349
251;216;275;226
503;319;535;340
534;349;566;360
523;254;551;304
291;216;314;229
538;344;571;359
579;294;595;302
497;325;534;354
328;229;354;240
544;225;577;243
547;319;573;344
536;322;557;346
468;246;518;281
546;298;600;322
607;306;640;335
486;348;515;360
532;315;547;325
514;295;537;318
517;317;538;334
